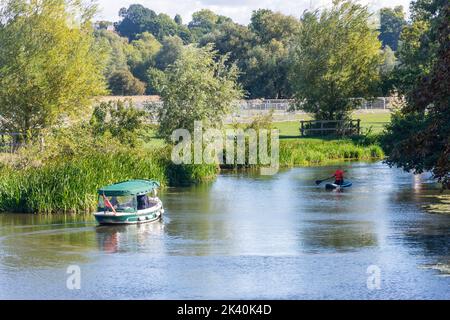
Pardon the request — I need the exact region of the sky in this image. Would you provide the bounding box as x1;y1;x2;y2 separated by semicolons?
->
95;0;412;25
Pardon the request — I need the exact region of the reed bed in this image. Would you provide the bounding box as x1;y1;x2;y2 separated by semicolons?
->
279;139;384;167
0;137;382;213
0;148;217;214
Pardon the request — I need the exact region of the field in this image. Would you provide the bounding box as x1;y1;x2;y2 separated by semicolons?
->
273;112;392;138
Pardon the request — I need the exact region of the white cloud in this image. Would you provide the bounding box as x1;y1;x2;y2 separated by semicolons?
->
95;0;411;24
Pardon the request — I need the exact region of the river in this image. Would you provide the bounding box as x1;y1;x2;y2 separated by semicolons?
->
0;162;449;299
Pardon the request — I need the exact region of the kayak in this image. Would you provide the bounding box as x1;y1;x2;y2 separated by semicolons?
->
325;181;352;190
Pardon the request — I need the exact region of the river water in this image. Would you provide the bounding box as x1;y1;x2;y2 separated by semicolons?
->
0;162;449;299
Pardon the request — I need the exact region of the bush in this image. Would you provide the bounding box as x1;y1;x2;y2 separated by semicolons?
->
108;69;146;95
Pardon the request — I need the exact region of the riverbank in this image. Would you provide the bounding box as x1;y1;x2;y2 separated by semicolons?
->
0;123;384;214
279;138;384;166
0;148;218;214
0;139;383;214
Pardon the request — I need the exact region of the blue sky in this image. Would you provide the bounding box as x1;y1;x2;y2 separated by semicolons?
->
95;0;412;24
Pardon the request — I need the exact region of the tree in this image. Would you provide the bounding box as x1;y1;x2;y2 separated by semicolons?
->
96;20;114;30
188;9;232;41
149;45;243;141
289;0;382;120
90;100;147;146
379;6;406;51
115;4;157;40
199;21;255;64
154;36;184;70
244;40;292;99
151;13;179;40
174;14;183;25
95;29;130;77
108;69;146;96
379;46;397;95
0;0;107;137
125;32;161;84
116;4;192;42
199;12;299;99
250;9;301;44
392;0;445;95
382;1;450;189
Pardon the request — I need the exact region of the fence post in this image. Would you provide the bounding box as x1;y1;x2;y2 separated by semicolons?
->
300;121;304;137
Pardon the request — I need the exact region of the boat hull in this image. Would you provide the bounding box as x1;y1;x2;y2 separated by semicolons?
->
325;182;353;190
94;207;164;225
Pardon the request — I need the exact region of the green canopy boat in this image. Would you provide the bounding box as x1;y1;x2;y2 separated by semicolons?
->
94;180;164;225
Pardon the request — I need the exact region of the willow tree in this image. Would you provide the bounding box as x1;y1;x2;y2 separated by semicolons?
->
149;44;243;141
0;0;107;138
290;0;382;120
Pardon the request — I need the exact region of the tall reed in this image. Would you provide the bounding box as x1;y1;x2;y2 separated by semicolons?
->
0;148;216;213
279;139;384;167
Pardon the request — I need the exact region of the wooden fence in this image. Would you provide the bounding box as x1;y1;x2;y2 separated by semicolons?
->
300;120;361;137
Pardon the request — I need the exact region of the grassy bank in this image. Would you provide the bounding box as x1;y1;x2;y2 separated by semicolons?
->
0;148;217;214
279;138;384;166
274;112;391;137
0;135;382;213
0;118;385;213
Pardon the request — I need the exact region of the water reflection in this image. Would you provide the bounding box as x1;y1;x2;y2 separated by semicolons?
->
95;222;165;254
0;214;96;268
0;162;449;299
299;220;377;252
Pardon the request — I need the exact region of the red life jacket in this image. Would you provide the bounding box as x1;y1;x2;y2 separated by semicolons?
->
335;170;344;181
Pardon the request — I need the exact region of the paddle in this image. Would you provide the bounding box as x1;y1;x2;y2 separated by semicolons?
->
315;176;334;185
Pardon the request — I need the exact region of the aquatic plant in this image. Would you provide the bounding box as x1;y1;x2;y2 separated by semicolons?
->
0;148;216;214
279;139;384;167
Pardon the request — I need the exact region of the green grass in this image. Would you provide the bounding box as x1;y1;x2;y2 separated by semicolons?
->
279;139;384;166
273;113;388;166
274;112;392;138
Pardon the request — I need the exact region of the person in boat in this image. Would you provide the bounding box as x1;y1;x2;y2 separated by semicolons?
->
333;168;345;186
110;196;119;208
137;194;151;210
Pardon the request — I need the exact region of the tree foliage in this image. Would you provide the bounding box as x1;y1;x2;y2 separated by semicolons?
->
379;46;398;95
244;40;292;99
154;36;184;70
382;1;450;189
90;100;147;146
0;0;107;137
198;9;299;99
95;29;129;77
188;9;231;41
379;6;406;51
108;69;146;96
115;4;190;42
289;0;382;120
126;32;161;84
250;9;301;44
149;45;243;141
392;0;445;95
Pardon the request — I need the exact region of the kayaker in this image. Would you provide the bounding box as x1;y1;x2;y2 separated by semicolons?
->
333;168;345;186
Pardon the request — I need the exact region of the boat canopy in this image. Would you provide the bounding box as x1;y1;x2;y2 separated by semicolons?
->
98;180;160;197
